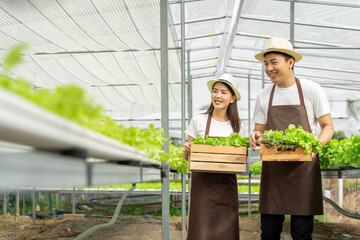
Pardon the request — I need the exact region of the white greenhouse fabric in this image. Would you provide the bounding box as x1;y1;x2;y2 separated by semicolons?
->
0;0;359;132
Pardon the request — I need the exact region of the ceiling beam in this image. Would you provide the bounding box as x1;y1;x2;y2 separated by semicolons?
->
273;0;360;9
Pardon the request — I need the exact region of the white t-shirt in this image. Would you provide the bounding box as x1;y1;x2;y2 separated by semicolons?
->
253;78;330;135
185;113;248;139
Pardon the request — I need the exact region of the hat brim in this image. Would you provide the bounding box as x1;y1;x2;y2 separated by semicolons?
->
255;48;303;63
207;80;241;101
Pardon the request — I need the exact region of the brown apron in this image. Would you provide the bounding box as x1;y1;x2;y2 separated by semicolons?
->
259;78;323;215
187;113;239;240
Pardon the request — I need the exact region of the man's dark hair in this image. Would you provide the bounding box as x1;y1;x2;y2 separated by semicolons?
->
264;51;295;69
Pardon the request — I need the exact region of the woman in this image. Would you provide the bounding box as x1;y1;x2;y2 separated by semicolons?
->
183;73;246;240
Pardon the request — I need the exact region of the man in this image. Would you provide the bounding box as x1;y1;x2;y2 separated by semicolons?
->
250;38;334;240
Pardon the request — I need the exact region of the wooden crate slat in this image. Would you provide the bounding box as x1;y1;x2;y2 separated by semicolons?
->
189;162;246;174
190;153;247;163
191;144;247;155
260;144;312;162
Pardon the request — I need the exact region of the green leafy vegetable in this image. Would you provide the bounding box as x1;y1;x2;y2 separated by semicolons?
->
192;133;249;148
0;44;188;172
261;124;323;154
319;135;360;169
250;161;262;175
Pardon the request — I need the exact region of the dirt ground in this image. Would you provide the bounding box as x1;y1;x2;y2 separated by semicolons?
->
0;214;360;240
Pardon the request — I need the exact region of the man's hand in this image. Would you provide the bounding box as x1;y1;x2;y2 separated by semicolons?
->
249;123;266;151
250;131;263;151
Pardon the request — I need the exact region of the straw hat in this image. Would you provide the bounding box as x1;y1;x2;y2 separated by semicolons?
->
207;73;241;101
255;37;303;63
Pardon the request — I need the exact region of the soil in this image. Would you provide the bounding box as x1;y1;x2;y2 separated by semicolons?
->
0;214;359;240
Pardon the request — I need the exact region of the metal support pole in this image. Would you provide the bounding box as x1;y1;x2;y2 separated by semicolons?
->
181;173;187;240
322;177;326;222
48;193;52;216
187;172;191;231
339;179;343;208
248;172;252;217
3;189;7;215
16;188;20;216
32;187;36;223
72;187;76;214
290;1;295;45
161;0;170;238
262;64;265;89
162;163;170;240
56;193;59;210
248;74;251;137
247;74;252;216
187;51;192;123
22;192;26;216
181;0;186;144
290;0;295;73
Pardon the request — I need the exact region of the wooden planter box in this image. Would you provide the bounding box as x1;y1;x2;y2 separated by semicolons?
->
189;144;247;174
260;144;312;161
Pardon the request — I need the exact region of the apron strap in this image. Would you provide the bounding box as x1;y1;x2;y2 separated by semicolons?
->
268;77;305;108
295;77;305;106
205;112;236;137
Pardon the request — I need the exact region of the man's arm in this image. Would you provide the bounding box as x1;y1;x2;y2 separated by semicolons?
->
317;113;334;147
250;123;267;151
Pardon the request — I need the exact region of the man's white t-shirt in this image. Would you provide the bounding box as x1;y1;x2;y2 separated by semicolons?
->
185;113;248;139
253;78;330;135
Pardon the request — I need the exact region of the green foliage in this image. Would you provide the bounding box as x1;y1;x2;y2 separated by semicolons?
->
261;124;323;154
166;142;188;173
332;131;346;141
319;135;360;169
87;181;189;191
0;44;187;172
192;133;250;148
2;43;28;74
250;161;262;175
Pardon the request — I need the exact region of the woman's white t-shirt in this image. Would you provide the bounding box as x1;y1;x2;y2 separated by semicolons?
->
185;113;248;139
253;78;330;135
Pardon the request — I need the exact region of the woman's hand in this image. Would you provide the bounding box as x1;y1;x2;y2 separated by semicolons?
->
183;142;191;160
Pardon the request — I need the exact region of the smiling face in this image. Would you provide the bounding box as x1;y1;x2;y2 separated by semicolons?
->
264;52;295;87
211;82;236;111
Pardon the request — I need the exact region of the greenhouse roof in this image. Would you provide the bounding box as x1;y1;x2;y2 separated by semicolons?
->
0;0;359;128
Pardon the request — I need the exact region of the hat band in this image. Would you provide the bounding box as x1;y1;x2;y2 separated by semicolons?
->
266;47;294;51
217;79;233;86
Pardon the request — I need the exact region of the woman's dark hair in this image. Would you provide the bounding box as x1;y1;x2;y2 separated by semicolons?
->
204;81;241;133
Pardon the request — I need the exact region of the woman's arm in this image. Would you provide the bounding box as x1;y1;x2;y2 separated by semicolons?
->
183;135;195;160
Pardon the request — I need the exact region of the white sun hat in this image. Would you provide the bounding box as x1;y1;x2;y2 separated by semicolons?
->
255;37;303;63
207;73;241;101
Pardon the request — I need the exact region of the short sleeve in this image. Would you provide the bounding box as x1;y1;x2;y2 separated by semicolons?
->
312;84;331;119
253;93;267;124
185;116;198;139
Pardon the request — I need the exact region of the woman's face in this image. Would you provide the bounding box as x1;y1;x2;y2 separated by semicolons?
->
211;82;236;110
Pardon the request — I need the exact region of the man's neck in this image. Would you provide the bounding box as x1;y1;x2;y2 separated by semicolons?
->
276;74;295;88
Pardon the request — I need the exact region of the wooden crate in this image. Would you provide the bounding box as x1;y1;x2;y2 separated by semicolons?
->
189;144;247;174
260;144;312;161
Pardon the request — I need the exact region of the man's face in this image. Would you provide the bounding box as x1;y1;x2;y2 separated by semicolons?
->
264;53;294;84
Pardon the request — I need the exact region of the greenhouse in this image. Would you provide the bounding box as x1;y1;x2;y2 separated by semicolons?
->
0;0;359;239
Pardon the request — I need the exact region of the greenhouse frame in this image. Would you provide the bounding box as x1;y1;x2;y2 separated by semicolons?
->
0;0;359;239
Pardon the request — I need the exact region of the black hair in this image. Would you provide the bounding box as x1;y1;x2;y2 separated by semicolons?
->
264;51;295;69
